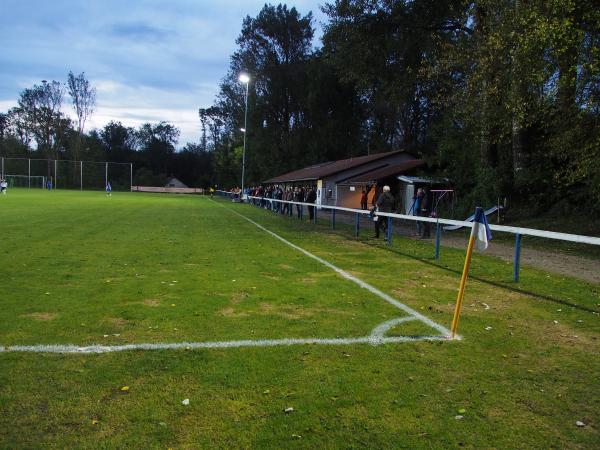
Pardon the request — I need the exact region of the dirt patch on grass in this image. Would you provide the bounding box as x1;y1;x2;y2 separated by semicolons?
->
104;317;127;328
257;302;351;320
260;272;281;280
230;291;249;304
24;312;58;321
300;277;318;284
218;307;249;318
279;264;294;270
259;302;308;319
141;299;161;307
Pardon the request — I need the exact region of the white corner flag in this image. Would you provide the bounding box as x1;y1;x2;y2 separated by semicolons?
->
472;206;492;251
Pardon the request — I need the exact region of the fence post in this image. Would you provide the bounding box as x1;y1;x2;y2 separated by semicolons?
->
130;163;133;191
313;206;317;224
54;159;57;189
331;209;336;229
28;158;31;188
514;234;522;282
387;216;393;246
105;162;108;187
435;222;441;260
355;212;360;238
300;205;303;220
80;161;83;191
1;157;3;178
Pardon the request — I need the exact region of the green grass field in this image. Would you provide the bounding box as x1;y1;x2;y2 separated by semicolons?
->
1;189;598;449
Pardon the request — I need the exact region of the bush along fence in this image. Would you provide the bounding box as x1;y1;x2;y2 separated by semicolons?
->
215;190;600;283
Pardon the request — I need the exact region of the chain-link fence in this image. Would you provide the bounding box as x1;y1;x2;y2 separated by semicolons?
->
0;157;132;191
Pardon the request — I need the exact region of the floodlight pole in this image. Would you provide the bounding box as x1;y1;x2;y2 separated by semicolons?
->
239;73;250;201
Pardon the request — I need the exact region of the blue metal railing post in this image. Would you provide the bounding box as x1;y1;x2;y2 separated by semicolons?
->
355;213;360;238
332;209;336;229
387;217;393;246
514;234;522;282
435;222;441;260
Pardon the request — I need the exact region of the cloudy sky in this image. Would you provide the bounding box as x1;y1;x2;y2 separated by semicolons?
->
0;0;326;146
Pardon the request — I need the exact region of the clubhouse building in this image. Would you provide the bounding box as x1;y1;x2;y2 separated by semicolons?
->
264;150;438;212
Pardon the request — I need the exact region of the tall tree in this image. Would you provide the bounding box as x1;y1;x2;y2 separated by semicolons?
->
16;80;67;168
216;4;316;181
322;0;468;151
137;122;180;176
67;71;96;162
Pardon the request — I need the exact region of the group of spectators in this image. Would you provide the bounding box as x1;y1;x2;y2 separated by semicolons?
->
224;182;434;240
370;185;432;239
246;185;318;220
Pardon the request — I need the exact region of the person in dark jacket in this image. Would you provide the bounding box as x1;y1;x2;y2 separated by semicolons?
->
373;185;395;238
306;186;317;220
293;187;303;218
420;188;431;238
360;189;368;210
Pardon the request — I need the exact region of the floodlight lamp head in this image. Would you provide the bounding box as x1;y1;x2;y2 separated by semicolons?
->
238;73;250;84
240;128;246;132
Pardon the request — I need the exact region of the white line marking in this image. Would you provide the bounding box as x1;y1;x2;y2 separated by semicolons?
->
0;315;450;354
1;333;448;354
370;317;416;343
219;201;454;338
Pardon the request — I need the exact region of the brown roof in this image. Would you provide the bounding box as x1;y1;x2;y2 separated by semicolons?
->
264;150;404;183
341;160;425;183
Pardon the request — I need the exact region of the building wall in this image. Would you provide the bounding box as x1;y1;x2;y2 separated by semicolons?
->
319;153;418;208
336;185;365;209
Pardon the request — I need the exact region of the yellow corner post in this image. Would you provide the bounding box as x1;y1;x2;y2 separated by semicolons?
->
450;233;476;338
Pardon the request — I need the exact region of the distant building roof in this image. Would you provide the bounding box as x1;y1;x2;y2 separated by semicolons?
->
264;150;405;183
165;177;188;188
341;160;425;184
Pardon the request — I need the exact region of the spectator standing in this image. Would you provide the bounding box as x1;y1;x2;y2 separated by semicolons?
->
413;188;424;235
284;188;294;216
420;188;431;238
306;186;317;220
360;189;368;210
374;185;395;238
294;187;303;218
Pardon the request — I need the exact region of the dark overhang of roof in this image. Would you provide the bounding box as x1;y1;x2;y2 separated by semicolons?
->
263;150;405;184
340;160;425;184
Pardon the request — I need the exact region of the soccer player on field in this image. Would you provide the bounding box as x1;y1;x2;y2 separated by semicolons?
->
106;181;112;196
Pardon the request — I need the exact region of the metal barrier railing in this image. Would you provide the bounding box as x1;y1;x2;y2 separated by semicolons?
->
215;190;600;282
